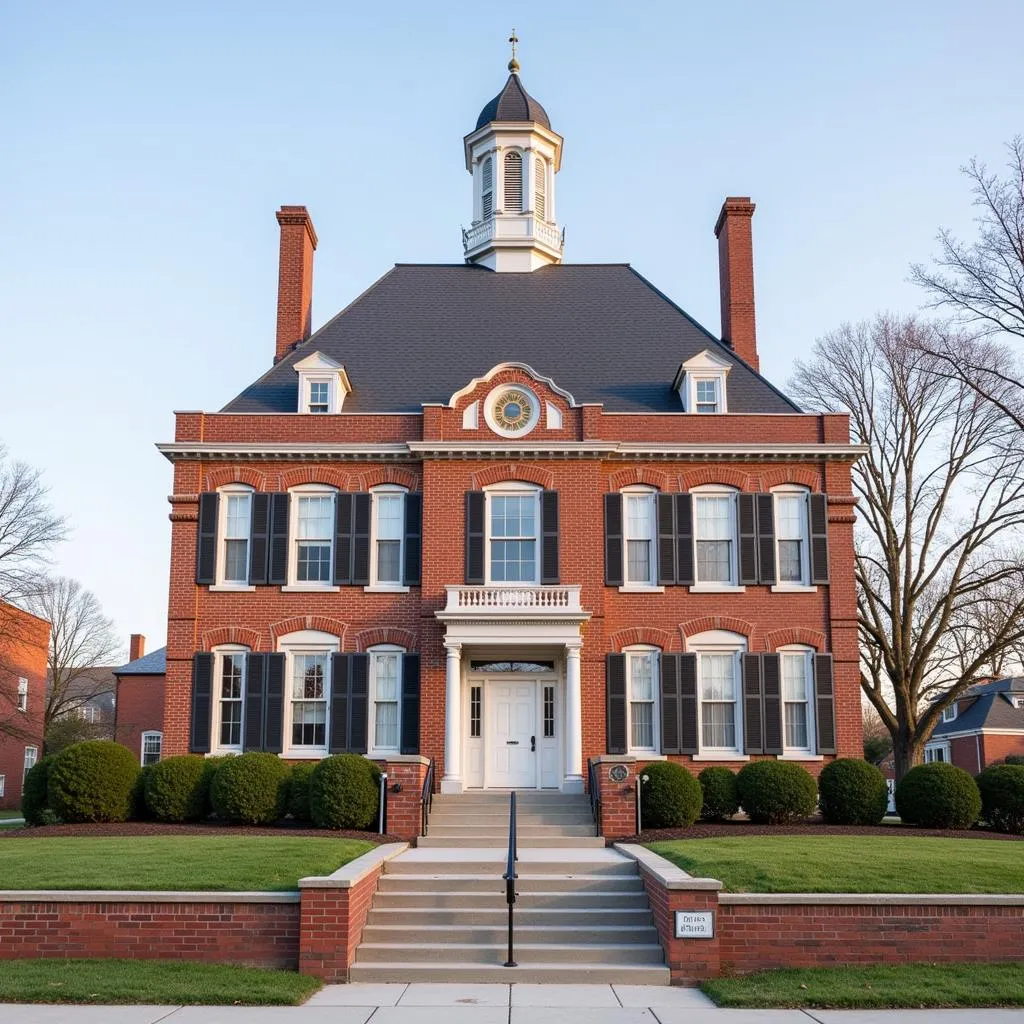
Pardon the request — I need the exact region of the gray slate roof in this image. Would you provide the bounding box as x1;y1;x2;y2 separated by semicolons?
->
224;264;800;416
114;647;167;676
932;677;1024;736
476;74;550;130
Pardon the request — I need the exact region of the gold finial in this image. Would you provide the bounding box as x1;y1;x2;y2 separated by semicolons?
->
508;29;520;74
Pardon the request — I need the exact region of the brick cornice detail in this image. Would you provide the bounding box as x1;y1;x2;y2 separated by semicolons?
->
353;627;418;652
168;493;199;523
764;627;827;652
608;627;680;652
278;467;350;491
201;626;266;652
203;467;268;491
471;463;555;489
354;467;420;491
269;616;349;645
679;466;753;491
759;467;821;491
607;467;673;492
679;616;759;648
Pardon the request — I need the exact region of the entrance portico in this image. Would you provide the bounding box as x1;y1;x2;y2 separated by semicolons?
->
435;585;589;794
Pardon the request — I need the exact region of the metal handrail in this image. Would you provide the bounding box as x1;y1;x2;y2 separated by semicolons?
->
587;758;601;827
502;790;518;968
420;759;435;836
378;772;388;834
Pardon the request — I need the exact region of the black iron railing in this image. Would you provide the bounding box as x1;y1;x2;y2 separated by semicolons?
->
420;758;435;836
587;758;601;827
502;790;518;968
378;772;388;834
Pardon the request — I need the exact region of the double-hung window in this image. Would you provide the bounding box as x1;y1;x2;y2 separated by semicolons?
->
293;489;335;585
780;648;814;753
216;649;246;750
369;646;402;755
16;677;27;712
774;488;810;586
22;746;37;788
488;490;538;583
372;489;405;587
694;378;721;413
699;653;739;751
141;732;162;766
307;381;330;413
291;652;329;749
694;490;736;585
219;488;252;585
626;649;658;754
623;490;656;586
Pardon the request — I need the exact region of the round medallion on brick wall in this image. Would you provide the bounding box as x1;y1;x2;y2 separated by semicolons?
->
484;385;540;437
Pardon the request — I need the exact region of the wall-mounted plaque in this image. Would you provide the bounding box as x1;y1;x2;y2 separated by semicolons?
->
675;911;714;939
608;764;629;783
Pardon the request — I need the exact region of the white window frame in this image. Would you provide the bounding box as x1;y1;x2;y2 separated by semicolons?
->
624;645;661;757
1015;697;1024;710
294;352;351;414
306;378;332;414
925;742;951;764
141;731;163;767
22;746;37;789
676;352;730;414
691;486;742;592
79;704;99;724
279;630;339;758
212;644;249;754
212;484;256;591
284;485;339;592
620;487;661;591
367;486;408;593
693;377;722;414
484;483;541;586
771;486;815;592
367;644;404;758
942;703;958;723
686;630;747;761
16;677;27;713
777;645;818;759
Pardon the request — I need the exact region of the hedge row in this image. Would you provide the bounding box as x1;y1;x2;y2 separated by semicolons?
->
23;742;381;830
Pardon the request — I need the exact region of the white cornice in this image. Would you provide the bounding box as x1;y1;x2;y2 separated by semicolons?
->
445;362;579;408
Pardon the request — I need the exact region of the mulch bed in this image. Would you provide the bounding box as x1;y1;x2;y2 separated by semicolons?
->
0;822;403;842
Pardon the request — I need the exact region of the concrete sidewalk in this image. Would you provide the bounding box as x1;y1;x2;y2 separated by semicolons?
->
1;985;1022;1023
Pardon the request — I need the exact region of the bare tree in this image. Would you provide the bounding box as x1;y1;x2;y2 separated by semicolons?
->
862;703;892;765
25;577;122;740
790;314;1024;779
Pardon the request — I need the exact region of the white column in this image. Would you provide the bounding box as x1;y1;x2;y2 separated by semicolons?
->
563;642;584;793
441;641;464;794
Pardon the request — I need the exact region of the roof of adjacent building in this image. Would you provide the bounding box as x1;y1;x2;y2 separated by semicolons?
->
114;647;167;676
932;677;1024;737
476;73;551;130
47;667;117;715
223;264;801;416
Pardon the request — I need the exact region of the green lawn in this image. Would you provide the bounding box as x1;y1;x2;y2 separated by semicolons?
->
703;962;1024;1009
648;836;1024;892
0;959;321;1005
0;810;22;819
0;836;374;890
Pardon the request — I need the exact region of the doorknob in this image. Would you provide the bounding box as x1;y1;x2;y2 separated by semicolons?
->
530;735;536;752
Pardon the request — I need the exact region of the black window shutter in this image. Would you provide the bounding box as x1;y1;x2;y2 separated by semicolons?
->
660;653;681;754
349;653;369;754
541;490;560;584
400;653;421;754
606;653;627;754
243;653;267;751
263;653;285;755
352;494;371;586
248;493;270;585
738;494;758;586
329;653;350;753
761;653;783;754
190;653;214;753
756;494;777;585
403;493;422;586
675;494;695;587
604;494;624;587
333;494;354;585
814;653;837;754
268;494;290;585
196;493;218;585
657;493;676;586
742;653;764;754
809;494;830;585
465;492;485;585
679;653;699;754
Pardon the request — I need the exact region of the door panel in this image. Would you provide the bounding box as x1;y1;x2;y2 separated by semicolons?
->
488;681;536;788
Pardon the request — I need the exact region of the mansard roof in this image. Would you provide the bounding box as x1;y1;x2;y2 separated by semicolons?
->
223;264;801;416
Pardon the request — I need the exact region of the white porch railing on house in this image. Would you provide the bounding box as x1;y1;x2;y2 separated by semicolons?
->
442;585;583;615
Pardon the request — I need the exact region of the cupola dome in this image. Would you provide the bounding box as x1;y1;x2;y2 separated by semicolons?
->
475;73;551;130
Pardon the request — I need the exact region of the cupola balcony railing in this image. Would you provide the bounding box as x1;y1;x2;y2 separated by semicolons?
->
462;215;564;257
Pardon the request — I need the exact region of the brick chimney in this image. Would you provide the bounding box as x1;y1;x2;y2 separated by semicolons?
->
274;205;318;363
714;196;759;371
129;634;145;661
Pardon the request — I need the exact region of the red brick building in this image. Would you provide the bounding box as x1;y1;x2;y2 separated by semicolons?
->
157;67;862;838
0;601;49;810
925;677;1024;773
113;633;166;767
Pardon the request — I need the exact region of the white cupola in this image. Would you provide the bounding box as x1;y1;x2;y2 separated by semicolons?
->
462;35;564;272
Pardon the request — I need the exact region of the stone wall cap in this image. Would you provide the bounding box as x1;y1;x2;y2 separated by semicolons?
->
614;843;722;891
720;892;1024;906
299;842;408;889
0;890;300;904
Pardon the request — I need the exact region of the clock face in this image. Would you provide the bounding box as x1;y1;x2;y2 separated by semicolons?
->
493;388;534;433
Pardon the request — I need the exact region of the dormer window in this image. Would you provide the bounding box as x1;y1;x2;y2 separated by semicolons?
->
942;704;958;723
294;352;352;414
694;379;721;414
674;350;731;414
308;382;330;414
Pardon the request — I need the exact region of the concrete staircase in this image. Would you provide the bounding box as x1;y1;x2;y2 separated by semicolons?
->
349;791;669;984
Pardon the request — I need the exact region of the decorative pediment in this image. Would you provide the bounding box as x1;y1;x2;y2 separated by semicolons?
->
446;362;578;409
293;351;352;414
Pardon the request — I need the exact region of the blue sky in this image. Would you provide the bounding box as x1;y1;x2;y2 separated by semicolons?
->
2;1;1022;654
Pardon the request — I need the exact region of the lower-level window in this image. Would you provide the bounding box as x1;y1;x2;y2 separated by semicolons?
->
22;746;37;789
370;648;401;753
626;648;658;754
141;731;162;766
291;653;328;748
779;647;815;754
924;745;949;764
0;774;5;798
688;630;745;756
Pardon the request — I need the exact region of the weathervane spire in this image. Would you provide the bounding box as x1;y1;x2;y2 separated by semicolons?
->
508;29;520;74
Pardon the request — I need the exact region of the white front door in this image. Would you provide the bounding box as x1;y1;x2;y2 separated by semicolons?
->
488;680;537;789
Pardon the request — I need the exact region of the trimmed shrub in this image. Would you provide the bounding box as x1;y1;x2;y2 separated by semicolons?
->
977;764;1024;834
21;754;56;826
200;756;231;817
818;758;889;825
640;761;703;829
698;766;739;822
288;762;316;822
209;752;290;825
145;756;212;822
736;760;818;824
47;741;141;824
1002;754;1024;766
310;755;380;830
131;765;153;820
895;762;981;829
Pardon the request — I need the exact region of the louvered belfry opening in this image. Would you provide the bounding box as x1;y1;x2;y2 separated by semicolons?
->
503;151;523;212
534;157;546;220
481;157;494;218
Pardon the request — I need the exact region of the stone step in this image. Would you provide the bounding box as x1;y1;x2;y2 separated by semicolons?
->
370;890;651;910
427;811;597;826
348;963;670;985
416;835;606;849
366;907;654;926
376;873;644;893
355;942;665;965
384;856;633;876
426;824;598;838
361;923;660;945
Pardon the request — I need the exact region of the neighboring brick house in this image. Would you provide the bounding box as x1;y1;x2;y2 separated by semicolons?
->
925;677;1024;773
157;63;862;838
0;601;49;810
50;668;116;737
113;634;166;766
